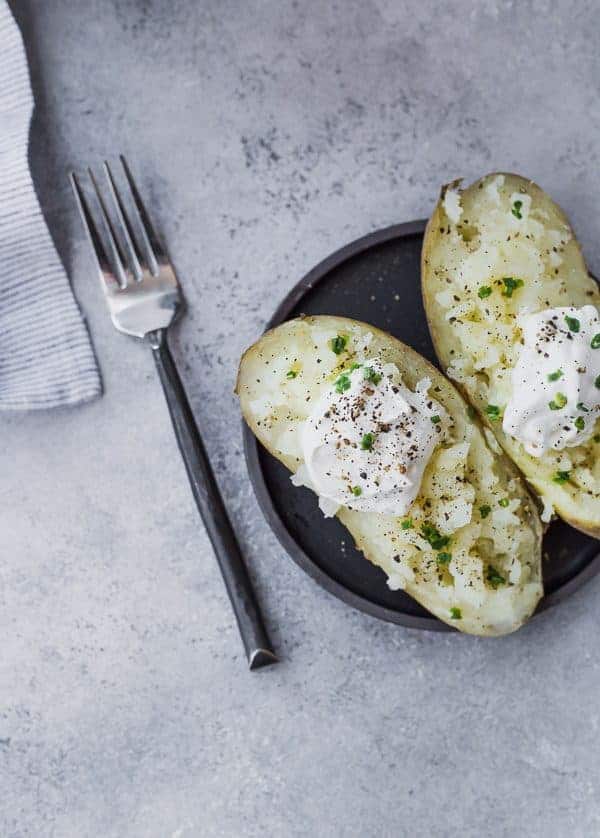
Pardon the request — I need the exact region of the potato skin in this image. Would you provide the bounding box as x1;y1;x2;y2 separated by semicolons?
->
421;173;600;538
238;314;543;636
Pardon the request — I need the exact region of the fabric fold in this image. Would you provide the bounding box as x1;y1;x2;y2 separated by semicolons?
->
0;2;101;410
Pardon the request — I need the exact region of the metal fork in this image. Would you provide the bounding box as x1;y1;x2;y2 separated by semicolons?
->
70;157;277;670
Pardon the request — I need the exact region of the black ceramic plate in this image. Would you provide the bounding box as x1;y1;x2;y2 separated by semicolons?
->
243;221;600;630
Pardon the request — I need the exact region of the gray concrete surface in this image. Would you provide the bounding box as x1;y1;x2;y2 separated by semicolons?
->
3;1;600;836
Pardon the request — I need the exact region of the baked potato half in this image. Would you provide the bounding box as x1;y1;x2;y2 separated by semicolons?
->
422;173;600;537
237;315;542;635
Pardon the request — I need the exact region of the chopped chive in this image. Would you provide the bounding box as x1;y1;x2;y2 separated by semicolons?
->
501;276;524;298
420;523;450;550
575;416;585;431
511;199;523;219
479;504;491;519
553;470;570;485
450;607;462;620
547;369;563;382
360;432;375;451
595;375;600;389
430;415;441;424
485;404;501;421
437;552;452;565
577;402;589;412
564;315;580;333
594;434;600;443
499;498;510;508
351;485;362;497
486;565;506;588
548;392;567;410
363;366;382;385
349;362;361;372
286;369;298;379
401;518;413;530
330;335;348;354
592;334;600;349
478;285;492;299
335;373;352;393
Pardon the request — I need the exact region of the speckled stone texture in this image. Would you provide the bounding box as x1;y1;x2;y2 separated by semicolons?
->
3;1;600;836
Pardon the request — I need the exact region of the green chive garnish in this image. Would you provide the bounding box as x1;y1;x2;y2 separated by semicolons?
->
430;415;441;424
575;416;585;431
501;276;524;298
330;335;347;354
548;369;563;382
485;404;501;421
511;200;523;219
499;498;509;508
595;375;600;389
594;434;600;443
351;486;362;497
363;366;382;385
420;523;450;550
486;566;506;588
360;432;375;451
401;518;413;530
553;470;570;485
591;334;600;349
577;402;589;412
548;392;567;410
564;315;580;333
437;552;452;565
286;369;298;379
478;286;492;299
450;607;462;620
479;504;491;519
335;373;351;393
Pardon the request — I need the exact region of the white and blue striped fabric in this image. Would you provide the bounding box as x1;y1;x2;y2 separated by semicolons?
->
0;2;100;410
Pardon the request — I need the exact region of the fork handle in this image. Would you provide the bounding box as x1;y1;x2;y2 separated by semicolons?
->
149;329;277;670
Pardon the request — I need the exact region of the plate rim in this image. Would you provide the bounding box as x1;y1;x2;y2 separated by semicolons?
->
243;220;600;631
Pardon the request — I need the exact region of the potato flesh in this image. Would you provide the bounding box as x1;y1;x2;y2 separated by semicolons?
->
237;315;542;635
423;174;600;535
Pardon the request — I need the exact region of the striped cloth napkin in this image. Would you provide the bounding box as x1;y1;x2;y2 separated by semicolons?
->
0;3;100;409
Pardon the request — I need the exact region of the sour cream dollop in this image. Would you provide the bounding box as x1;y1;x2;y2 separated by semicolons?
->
300;362;445;517
503;305;600;456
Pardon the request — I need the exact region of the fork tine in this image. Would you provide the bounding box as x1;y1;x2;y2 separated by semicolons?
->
119;155;163;275
87;168;129;289
103;160;143;281
69;171;121;293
